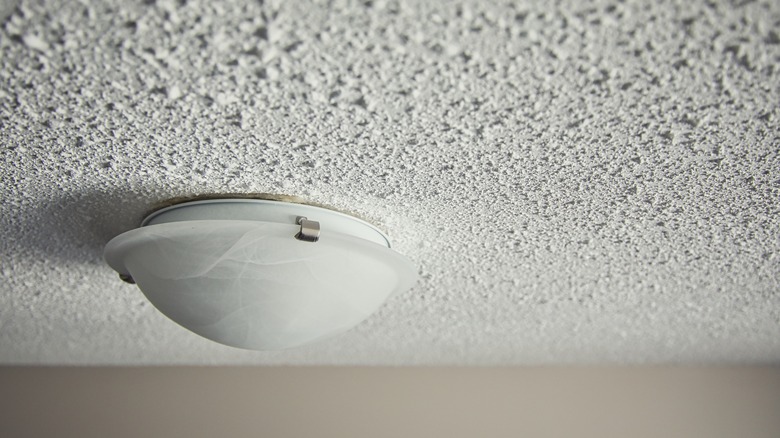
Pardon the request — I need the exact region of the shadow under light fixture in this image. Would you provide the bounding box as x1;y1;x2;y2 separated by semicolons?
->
104;198;418;350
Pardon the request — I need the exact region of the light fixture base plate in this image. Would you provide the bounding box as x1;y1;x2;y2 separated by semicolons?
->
141;198;391;248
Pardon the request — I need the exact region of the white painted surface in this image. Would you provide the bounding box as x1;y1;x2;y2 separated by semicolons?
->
1;0;778;364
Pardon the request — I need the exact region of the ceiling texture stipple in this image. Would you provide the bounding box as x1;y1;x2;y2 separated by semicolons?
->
1;0;779;365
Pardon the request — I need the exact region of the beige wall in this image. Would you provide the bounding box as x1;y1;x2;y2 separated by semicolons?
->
1;367;779;438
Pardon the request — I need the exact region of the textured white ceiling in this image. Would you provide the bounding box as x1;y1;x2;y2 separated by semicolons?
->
1;0;779;365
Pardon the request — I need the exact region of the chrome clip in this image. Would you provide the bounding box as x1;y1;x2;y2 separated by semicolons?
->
295;217;320;243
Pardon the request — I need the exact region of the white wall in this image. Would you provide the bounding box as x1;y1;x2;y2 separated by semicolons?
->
1;366;779;438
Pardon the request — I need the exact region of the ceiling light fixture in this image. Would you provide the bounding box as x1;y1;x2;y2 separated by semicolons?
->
104;198;417;350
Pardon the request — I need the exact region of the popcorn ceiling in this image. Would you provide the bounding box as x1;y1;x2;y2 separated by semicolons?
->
1;0;779;364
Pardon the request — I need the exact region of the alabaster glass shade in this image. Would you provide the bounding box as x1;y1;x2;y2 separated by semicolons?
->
104;200;417;350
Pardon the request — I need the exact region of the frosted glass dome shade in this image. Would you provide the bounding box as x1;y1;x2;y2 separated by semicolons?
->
104;199;417;350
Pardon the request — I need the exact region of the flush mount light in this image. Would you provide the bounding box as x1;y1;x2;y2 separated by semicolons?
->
104;198;417;350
